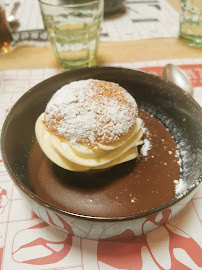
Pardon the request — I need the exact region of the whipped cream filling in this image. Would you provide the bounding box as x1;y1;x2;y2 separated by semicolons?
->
35;114;144;172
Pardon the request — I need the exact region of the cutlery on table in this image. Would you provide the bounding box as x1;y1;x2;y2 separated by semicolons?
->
162;64;194;97
8;2;20;31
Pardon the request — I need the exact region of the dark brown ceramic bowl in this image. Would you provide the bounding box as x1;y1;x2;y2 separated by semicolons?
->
1;67;202;240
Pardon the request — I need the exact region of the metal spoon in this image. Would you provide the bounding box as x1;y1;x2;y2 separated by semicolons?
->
7;2;20;31
7;2;20;23
162;64;194;97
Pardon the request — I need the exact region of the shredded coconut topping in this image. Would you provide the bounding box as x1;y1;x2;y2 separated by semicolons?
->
44;79;138;147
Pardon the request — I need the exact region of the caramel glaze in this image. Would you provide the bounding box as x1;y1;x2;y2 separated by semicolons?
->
27;110;180;217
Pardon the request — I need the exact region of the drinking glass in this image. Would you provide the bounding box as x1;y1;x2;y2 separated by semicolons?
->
179;0;202;47
0;0;16;55
38;0;104;70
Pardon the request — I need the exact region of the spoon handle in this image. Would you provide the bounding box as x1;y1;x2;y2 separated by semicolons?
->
10;2;20;16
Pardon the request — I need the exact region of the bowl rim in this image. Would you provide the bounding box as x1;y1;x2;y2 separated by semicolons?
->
1;66;202;222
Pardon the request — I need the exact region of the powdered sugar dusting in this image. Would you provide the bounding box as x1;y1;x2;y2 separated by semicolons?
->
140;138;151;156
44;79;138;147
142;104;201;198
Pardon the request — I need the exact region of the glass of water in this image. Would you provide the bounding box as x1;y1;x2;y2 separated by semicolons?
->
38;0;104;70
179;0;202;47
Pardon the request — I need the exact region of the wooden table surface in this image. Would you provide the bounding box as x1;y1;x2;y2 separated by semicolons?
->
0;0;201;71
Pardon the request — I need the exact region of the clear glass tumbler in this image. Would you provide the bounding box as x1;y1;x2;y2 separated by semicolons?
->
0;0;16;55
38;0;104;70
179;0;202;47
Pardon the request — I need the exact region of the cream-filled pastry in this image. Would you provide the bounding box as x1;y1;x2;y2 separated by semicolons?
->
35;79;144;171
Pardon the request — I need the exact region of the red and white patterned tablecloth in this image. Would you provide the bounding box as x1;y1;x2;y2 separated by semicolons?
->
0;59;201;270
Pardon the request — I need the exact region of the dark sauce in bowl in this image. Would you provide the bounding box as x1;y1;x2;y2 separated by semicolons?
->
27;110;180;217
